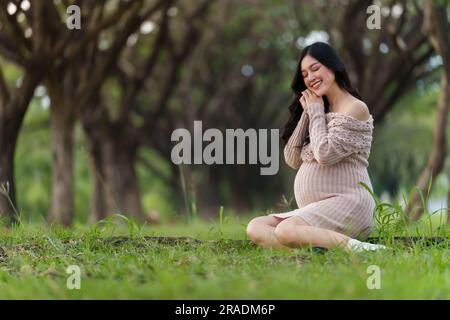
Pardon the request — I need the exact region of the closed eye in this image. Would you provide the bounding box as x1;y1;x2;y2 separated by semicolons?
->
302;66;320;78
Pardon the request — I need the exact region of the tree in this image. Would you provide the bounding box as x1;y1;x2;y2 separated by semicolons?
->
144;0;300;215
301;0;436;124
76;0;214;222
43;0;168;225
405;0;449;221
0;1;67;223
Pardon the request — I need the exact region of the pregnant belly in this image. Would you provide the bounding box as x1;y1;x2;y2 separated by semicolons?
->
294;161;373;204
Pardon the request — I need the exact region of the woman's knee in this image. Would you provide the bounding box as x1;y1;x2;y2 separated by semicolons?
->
274;217;310;246
273;222;296;246
246;217;264;241
246;216;277;242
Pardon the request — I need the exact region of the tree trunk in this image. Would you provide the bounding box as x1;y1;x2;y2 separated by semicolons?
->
47;86;75;226
82;113;109;223
406;73;449;221
87;144;109;223
0;124;19;223
102;136;144;221
0;69;43;223
82;114;144;222
406;1;450;222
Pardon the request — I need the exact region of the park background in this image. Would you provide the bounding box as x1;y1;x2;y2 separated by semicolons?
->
0;0;449;299
1;0;449;226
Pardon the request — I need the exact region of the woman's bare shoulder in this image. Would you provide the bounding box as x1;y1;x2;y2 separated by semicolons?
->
342;98;370;121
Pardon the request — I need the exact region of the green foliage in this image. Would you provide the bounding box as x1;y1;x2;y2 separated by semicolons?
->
362;176;449;240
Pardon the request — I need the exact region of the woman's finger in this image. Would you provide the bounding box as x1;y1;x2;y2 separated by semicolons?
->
306;89;320;100
303;90;310;99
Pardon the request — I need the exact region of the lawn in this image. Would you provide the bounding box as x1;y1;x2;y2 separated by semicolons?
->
0;213;449;299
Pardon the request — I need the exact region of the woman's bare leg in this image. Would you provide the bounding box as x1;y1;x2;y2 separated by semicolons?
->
273;216;350;249
246;215;310;250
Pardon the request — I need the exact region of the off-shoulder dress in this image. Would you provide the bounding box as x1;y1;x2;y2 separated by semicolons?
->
270;102;376;239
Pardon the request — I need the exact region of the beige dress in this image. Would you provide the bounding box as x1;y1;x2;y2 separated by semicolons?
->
269;102;376;239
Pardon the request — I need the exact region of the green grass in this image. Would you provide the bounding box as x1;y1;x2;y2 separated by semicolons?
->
0;210;449;299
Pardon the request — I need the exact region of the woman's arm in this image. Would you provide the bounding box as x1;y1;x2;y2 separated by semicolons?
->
284;111;309;169
307;102;353;166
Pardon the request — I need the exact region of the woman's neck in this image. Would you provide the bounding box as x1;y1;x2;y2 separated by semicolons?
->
325;82;350;112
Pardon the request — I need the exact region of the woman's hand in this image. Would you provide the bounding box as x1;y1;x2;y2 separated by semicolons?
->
300;89;323;112
299;93;308;111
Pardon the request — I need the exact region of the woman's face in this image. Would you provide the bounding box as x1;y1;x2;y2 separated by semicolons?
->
300;54;335;96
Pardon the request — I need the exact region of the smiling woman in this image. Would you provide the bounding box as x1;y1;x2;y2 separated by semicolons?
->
246;42;387;253
302;61;324;90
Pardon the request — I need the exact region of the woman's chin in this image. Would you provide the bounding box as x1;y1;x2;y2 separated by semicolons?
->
315;86;329;96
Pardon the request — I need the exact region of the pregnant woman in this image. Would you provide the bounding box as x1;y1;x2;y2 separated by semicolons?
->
247;42;386;252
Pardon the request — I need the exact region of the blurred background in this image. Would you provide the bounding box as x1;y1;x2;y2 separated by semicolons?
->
0;0;449;227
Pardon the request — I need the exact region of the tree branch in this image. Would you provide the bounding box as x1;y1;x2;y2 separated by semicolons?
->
139;1;215;137
119;0;174;121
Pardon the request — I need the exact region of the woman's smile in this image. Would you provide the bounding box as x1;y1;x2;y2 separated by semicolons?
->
311;80;322;89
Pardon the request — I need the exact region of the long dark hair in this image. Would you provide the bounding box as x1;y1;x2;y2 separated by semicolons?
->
281;42;363;146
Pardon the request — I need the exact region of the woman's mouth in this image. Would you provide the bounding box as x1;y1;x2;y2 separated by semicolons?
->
311;80;322;89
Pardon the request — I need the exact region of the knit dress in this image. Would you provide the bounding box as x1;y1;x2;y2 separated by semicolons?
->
269;102;376;239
